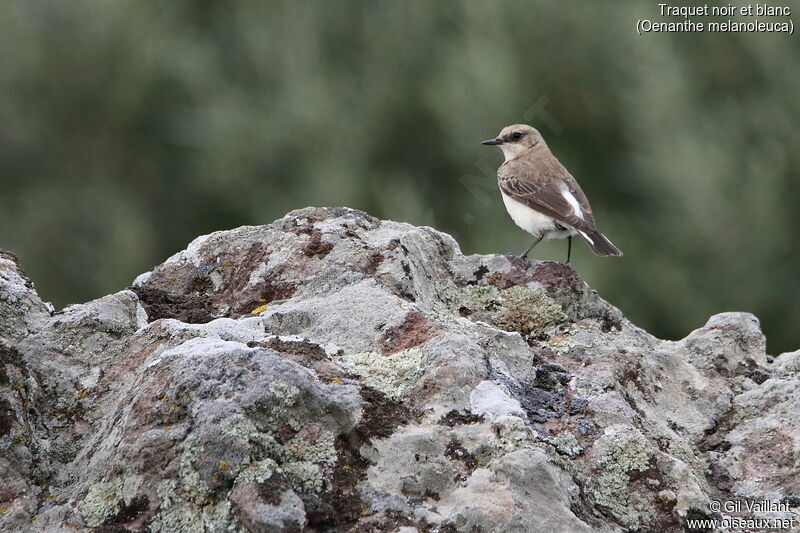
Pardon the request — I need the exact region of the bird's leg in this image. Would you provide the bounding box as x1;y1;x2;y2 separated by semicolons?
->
566;235;572;264
519;235;543;259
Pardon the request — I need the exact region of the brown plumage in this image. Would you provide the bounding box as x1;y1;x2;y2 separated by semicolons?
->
482;124;622;259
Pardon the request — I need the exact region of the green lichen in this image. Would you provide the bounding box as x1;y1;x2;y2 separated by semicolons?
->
220;414;283;458
592;431;655;528
495;416;536;454
78;477;122;527
202;499;234;533
542;325;579;353
150;478;206;533
150;479;237;533
151;459;238;532
150;504;203;533
220;414;258;439
178;444;212;505
236;458;280;484
269;382;300;407
221;384;304;439
260;383;302;431
550;431;583;457
495;285;566;336
433;284;500;322
219;388;337;495
433;282;565;336
282;460;323;492
287;430;337;465
156;479;179;509
340;349;423;398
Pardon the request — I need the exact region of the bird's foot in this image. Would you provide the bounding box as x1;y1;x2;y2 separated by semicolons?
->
518;236;543;260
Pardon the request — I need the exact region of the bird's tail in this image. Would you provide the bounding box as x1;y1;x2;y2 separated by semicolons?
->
577;230;623;257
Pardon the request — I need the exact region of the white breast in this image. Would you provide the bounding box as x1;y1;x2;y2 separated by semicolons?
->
501;192;557;237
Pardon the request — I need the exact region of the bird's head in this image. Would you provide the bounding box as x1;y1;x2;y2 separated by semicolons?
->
481;124;544;161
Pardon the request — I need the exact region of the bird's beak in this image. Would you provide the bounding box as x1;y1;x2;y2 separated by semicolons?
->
481;138;503;146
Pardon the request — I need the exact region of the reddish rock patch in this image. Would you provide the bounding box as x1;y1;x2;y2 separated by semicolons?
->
530;262;581;293
133;284;216;324
484;257;534;290
363;252;385;275
741;429;796;481
378;311;437;354
303;231;334;259
233;279;297;316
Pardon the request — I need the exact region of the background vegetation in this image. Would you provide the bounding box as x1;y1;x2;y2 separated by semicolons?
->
1;1;798;353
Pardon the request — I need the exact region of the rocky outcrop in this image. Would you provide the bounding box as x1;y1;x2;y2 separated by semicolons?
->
1;207;797;532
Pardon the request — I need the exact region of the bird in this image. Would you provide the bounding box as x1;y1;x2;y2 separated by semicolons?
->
481;124;622;263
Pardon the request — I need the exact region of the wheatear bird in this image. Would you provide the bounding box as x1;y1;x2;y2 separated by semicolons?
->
482;124;622;262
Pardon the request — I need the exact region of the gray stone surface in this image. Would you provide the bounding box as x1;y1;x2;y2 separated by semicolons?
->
0;206;797;532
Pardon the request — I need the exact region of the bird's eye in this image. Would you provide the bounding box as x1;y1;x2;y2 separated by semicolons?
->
511;132;523;141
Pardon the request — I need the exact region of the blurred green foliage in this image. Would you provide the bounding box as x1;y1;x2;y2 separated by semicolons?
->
1;1;798;353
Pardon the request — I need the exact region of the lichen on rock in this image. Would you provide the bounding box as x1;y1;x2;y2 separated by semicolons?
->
0;207;795;533
434;281;566;337
78;478;123;527
590;427;656;529
339;349;424;398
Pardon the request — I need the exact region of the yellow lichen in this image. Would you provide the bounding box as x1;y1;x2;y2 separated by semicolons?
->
251;304;268;315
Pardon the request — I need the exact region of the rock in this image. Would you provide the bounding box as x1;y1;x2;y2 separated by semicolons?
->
711;377;800;500
0;206;796;532
0;250;50;341
469;381;526;421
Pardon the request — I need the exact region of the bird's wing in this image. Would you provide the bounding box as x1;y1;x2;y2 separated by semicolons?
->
498;161;597;232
